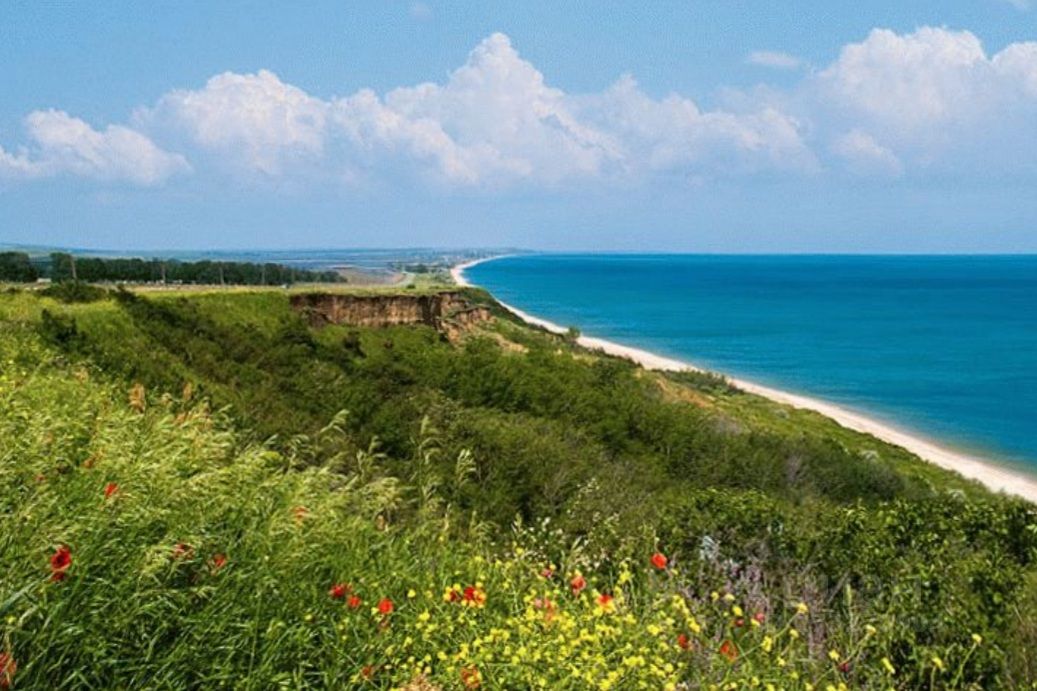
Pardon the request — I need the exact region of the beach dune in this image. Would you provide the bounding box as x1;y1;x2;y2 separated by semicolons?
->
452;257;1037;503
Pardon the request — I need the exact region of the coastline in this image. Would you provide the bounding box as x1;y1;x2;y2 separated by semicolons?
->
452;255;1037;503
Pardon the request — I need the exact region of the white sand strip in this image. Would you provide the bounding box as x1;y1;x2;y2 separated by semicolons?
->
452;256;1037;503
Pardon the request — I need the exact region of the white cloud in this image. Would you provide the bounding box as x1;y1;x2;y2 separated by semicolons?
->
831;130;903;176
0;109;189;185
7;27;1037;190
746;51;803;70
142;69;328;175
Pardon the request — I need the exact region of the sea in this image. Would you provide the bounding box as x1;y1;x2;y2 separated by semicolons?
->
465;254;1037;472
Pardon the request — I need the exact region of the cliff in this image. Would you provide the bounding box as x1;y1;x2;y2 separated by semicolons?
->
289;291;492;334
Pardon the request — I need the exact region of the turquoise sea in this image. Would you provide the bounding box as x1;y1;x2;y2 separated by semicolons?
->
466;254;1037;471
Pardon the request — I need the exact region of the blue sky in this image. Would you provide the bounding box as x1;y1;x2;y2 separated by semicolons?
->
2;1;1037;252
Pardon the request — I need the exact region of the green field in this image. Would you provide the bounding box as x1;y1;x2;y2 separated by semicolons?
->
1;285;1035;688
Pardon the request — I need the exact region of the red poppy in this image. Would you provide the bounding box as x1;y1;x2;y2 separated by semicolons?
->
734;618;745;628
753;611;766;624
570;574;586;596
677;633;691;650
0;652;16;690
171;542;194;560
50;545;71;581
292;506;308;523
210;553;227;571
329;583;350;600
447;588;461;602
361;665;375;680
463;586;477;601
104;482;119;500
540;567;553;579
377;597;394;615
719;639;738;661
838;661;851;674
460;665;482;689
651;552;668;570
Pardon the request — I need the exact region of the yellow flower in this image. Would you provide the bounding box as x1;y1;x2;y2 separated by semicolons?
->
796;602;809;615
788;628;800;640
971;633;983;645
864;624;877;636
418;610;431;622
731;605;744;617
723;593;736;603
407;589;417;599
828;649;841;662
762;636;773;653
931;656;945;672
881;657;896;675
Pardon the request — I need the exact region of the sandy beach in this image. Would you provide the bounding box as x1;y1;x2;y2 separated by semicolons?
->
453;256;1037;503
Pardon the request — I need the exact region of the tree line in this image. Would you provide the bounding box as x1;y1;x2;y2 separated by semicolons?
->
0;251;343;285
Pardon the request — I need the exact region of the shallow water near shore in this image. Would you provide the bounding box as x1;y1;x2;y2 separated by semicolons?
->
466;254;1037;472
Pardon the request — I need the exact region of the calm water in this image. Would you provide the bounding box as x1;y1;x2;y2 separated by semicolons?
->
467;255;1037;470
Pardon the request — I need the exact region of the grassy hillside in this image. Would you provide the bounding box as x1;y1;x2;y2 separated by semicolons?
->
1;285;1036;688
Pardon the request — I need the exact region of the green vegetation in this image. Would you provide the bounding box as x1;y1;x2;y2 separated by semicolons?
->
1;287;1036;688
0;250;342;285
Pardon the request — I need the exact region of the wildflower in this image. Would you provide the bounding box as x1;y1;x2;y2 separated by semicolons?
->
753;611;766;624
828;649;841;662
676;633;691;650
540;567;553;579
732;605;744;617
103;482;119;500
210;553;227;572
796;602;809;615
838;661;851;674
462;585;487;608
733;618;745;628
761;635;773;653
719;639;738;661
171;542;194;560
361;665;375;680
292;506;308;524
377;598;394;615
407;589;417;599
931;656;945;672
348;595;362;609
0;652;16;690
651;552;668;570
50;545;71;581
460;665;482;689
864;624;877;636
329;583;349;600
881;657;896;675
597;593;615;613
570;574;587;596
971;633;983;645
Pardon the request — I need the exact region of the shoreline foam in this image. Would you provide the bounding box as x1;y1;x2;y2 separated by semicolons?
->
452;255;1037;503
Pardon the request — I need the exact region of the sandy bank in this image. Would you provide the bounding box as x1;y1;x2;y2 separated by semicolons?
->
452;256;1037;503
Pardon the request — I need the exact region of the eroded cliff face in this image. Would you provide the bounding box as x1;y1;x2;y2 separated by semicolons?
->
290;291;492;335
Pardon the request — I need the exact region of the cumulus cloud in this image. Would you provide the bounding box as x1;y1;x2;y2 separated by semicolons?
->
830;130;903;176
746;51;803;70
7;27;1037;189
0;110;189;185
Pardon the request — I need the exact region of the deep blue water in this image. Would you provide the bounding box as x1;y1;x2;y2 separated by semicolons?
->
467;255;1037;471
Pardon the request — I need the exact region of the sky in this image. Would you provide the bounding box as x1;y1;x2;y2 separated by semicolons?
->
2;1;1037;252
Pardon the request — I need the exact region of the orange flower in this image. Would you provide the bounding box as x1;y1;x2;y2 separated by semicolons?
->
719;639;738;661
597;593;615;612
348;595;362;609
377;597;394;615
210;553;227;572
460;665;482;689
0;652;16;690
570;574;586;596
677;633;691;650
292;506;309;524
104;482;119;500
50;545;71;581
651;552;668;570
361;665;375;680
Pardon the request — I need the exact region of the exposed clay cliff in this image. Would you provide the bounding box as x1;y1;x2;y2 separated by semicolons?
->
290;291;492;334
